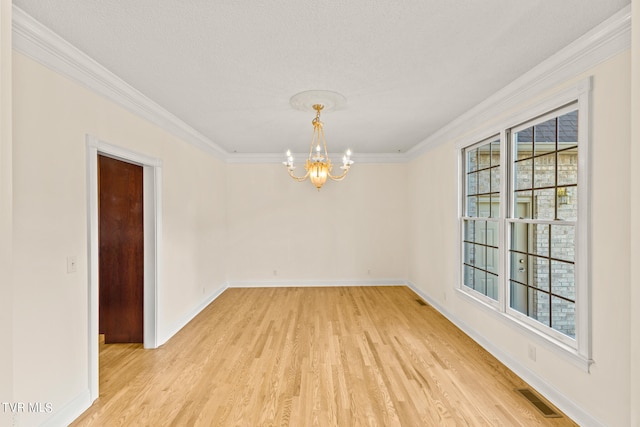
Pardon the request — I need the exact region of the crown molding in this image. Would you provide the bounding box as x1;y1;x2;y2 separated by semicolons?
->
11;6;407;165
405;5;632;160
226;151;410;164
11;6;228;159
11;5;631;164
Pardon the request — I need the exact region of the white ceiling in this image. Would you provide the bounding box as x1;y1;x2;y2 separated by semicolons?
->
13;0;630;157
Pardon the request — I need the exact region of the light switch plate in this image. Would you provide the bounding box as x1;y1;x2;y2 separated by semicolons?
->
67;256;77;273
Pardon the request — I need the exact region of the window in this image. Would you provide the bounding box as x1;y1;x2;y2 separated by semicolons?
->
508;107;578;340
462;137;501;301
459;98;588;358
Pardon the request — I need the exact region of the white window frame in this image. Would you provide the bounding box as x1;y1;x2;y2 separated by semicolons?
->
506;103;581;348
457;79;592;368
460;135;503;309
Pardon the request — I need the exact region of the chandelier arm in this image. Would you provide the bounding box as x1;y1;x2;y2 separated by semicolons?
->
328;169;350;181
288;168;311;182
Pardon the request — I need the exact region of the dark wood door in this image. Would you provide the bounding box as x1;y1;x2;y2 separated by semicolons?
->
98;154;144;343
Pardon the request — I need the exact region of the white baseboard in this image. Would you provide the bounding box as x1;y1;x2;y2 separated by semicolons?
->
158;280;404;345
406;281;605;427
227;279;406;288
157;282;229;346
155;279;404;348
41;388;91;427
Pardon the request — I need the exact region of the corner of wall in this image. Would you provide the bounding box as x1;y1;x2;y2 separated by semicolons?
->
158;282;229;346
39;390;91;427
0;0;14;409
629;0;640;424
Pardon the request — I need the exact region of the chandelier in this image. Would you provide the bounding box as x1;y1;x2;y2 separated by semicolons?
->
283;94;353;190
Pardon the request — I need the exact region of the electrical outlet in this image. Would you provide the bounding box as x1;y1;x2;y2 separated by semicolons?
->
528;344;536;361
67;256;77;273
273;270;278;276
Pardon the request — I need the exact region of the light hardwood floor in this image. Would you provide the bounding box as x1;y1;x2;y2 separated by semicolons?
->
72;286;577;426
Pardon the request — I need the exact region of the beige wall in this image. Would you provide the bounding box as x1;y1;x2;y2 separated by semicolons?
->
0;0;13;409
10;51;228;426
226;163;409;283
408;51;632;426
630;0;640;423
407;142;458;302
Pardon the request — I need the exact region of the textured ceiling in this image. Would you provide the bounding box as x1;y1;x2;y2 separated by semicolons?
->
13;0;630;156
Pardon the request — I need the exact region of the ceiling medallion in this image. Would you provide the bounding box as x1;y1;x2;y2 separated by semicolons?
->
283;91;353;191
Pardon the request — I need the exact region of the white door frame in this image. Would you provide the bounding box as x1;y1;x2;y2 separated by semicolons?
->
86;135;162;401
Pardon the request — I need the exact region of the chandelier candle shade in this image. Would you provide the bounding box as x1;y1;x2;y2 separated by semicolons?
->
284;91;353;190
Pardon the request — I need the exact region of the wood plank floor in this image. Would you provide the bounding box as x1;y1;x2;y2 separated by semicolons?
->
72;286;577;426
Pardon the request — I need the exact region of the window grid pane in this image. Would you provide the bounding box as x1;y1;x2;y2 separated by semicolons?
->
462;137;500;302
462;218;499;300
465;138;500;219
509;108;578;339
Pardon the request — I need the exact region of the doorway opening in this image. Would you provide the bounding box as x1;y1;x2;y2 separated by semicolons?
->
98;154;144;343
86;135;162;402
